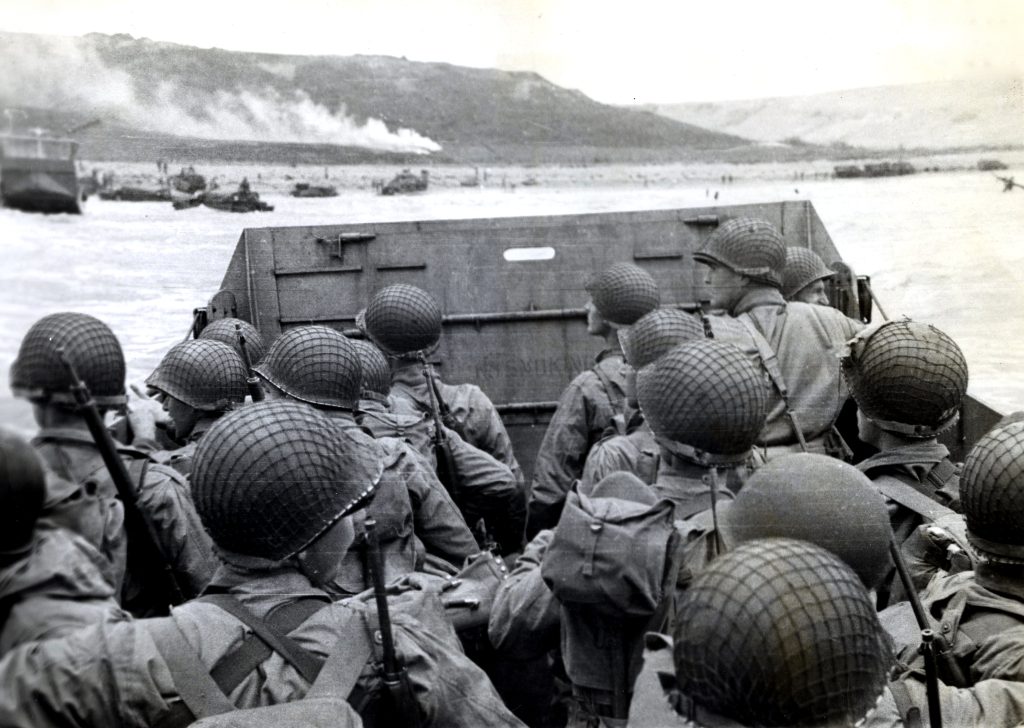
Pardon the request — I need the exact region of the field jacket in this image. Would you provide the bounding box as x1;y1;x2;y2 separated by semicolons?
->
390;363;523;485
709;288;862;448
0;526;129;656
33;426;217;616
0;562;525;728
528;349;627;537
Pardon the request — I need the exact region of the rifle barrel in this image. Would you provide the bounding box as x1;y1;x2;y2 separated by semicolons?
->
364;519;400;677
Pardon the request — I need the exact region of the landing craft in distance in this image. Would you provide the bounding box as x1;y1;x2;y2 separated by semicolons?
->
0;127;85;214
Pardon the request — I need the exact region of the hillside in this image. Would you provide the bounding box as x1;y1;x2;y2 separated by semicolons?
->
0;31;757;164
652;78;1022;150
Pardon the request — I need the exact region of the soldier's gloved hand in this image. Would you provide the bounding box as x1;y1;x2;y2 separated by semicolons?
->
126;382;171;443
922;525;975;574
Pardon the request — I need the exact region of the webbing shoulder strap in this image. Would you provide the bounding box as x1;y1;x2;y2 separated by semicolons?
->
874;474;957;523
305;609;377;705
148;618;237;724
208;596;330;694
591;362;625;417
887;681;923;728
737;314;790;399
926;458;959;490
201;594;325;684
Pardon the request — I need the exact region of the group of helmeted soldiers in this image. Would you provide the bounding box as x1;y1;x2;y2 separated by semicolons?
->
2;217;1024;727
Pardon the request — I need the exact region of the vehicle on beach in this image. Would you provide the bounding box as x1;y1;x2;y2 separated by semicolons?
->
187;200;1002;475
98;186;172;202
834;161;915;179
0;131;84;214
171;183;274;212
381;168;429;195
977;159;1008;171
290;182;338;198
169;168;207;194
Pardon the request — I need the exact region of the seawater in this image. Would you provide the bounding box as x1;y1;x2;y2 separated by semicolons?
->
2;153;1022;435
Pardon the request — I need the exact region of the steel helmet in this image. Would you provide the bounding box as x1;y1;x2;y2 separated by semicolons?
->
253;326;362;410
584;263;661;326
349;338;392;397
842;319;968;438
199;318;266;363
10;312;126;407
0;427;47;556
638;340;768;460
961;421;1024;556
782;247;834;300
720;453;892;589
673;539;891;727
191;400;382;560
618;307;704;369
362;284;443;356
693;217;787;289
146;339;247;412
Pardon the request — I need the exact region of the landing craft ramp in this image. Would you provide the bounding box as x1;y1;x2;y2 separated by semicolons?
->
208;200;1000;476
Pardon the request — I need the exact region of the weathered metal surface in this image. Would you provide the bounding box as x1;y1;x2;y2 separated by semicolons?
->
0;134;82;214
213;201;859;479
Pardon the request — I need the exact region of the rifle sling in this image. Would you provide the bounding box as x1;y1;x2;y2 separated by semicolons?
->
874;475;957;523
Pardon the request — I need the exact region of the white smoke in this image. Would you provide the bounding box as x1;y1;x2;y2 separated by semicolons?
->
0;33;440;154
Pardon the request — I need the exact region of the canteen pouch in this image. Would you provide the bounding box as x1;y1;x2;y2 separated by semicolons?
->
541;486;676;617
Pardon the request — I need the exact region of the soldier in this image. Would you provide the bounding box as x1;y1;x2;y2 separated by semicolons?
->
252;325;478;594
198;317;267;364
629;538;1024;728
694;218;863;458
9;312;216;616
360;283;524;488
781;246;834;305
719;452;893;592
140;339;248;476
352;337;525;555
0;401;526;728
492;341;767;727
581;307;705;487
0;427;127;655
637;339;766;520
527;262;660;536
884;421;1024;686
843;319;968;545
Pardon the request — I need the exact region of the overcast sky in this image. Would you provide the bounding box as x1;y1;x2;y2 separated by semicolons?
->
2;0;1021;104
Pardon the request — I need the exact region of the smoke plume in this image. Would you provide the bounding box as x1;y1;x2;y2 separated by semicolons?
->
0;33;440;154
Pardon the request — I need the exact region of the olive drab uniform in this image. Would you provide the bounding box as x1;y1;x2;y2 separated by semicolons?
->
0;524;128;655
390;362;524;487
883;569;1024;686
0;563;527;728
358;397;526;554
857;440;962;545
321;415;479;596
488;529;561;660
32;427;218;616
709;291;862;456
141;414;219;477
581;422;660;489
527;349;628;537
